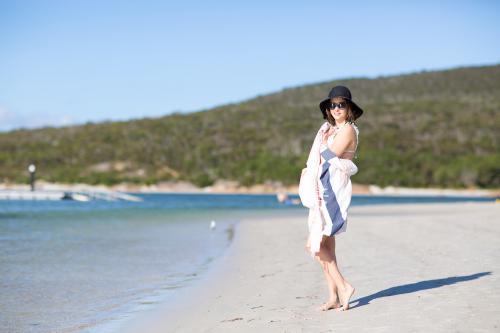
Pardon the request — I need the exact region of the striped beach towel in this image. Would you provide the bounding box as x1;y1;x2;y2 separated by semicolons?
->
301;122;358;256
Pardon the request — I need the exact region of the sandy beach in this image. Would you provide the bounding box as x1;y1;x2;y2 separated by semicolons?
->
119;202;500;332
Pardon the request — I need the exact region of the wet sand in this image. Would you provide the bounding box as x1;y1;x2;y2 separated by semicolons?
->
121;202;500;332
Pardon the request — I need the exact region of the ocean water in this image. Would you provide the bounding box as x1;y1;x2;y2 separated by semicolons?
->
0;193;494;333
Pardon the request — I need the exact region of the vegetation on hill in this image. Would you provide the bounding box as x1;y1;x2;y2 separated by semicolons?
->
1;64;499;189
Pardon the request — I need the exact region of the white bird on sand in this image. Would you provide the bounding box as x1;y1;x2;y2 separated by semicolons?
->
210;220;216;230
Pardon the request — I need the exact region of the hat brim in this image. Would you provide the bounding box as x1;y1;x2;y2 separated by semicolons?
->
319;98;364;120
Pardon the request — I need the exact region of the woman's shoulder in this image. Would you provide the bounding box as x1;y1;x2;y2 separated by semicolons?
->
349;123;359;135
340;123;358;137
328;123;357;146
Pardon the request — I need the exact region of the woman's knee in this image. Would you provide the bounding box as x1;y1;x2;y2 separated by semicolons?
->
316;249;329;266
323;236;335;249
317;248;331;263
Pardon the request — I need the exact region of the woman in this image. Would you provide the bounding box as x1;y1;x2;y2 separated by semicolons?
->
301;85;363;312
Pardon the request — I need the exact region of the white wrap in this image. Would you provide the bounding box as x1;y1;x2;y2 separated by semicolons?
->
300;122;358;256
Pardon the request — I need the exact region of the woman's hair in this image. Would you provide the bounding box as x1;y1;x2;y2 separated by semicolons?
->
325;98;356;126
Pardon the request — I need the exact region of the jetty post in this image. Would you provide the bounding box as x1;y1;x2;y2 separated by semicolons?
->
28;164;36;191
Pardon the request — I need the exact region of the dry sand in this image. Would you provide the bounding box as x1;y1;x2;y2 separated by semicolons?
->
121;202;500;332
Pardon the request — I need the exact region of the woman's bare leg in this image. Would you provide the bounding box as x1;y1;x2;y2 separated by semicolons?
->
316;259;340;310
315;240;340;310
319;236;355;311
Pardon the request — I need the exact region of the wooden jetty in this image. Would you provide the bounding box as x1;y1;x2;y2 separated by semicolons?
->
0;189;142;202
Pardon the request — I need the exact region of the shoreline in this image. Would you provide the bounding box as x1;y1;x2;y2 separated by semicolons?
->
1;181;498;198
117;202;499;332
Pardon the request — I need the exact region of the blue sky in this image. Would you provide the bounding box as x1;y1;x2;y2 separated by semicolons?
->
0;0;499;131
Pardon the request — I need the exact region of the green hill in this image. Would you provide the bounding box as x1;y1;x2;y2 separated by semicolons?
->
1;64;499;188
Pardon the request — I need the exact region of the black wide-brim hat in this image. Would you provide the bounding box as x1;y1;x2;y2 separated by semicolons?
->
319;85;364;120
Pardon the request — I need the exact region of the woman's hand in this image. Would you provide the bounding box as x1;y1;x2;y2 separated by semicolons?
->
321;127;334;145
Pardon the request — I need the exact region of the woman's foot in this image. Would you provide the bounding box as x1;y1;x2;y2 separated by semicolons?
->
319;299;341;311
338;283;355;311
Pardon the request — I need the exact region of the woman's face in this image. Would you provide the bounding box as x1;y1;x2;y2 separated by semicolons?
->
328;97;348;123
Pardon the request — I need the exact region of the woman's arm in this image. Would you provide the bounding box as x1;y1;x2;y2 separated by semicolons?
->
327;125;356;157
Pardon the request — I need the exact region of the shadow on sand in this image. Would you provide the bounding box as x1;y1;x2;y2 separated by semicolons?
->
349;272;491;310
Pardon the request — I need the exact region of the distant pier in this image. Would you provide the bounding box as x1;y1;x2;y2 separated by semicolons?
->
0;189;142;202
